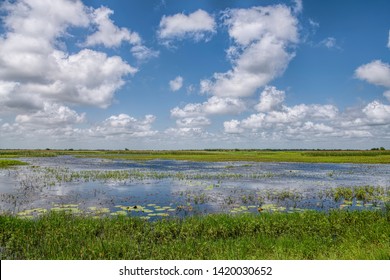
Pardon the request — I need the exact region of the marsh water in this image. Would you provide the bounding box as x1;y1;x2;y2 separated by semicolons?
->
1;156;389;219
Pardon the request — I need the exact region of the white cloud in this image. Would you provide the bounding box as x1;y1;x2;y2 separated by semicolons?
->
2;0;89;40
84;6;159;61
255;86;285;112
169;76;184;91
164;127;208;138
240;113;266;129
0;0;138;112
224;120;244;134
362;101;390;123
319;37;339;49
292;0;303;14
202;5;298;98
84;7;141;48
158;9;216;43
223;5;299;46
171;103;203;118
170;96;246;118
203;96;246;115
94;114;157;137
130;45;159;61
176;116;210;127
15;102;85;126
223;85;341;137
222;94;390;143
355;60;390;88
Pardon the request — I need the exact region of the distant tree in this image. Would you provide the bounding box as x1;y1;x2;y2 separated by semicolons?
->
380;147;385;150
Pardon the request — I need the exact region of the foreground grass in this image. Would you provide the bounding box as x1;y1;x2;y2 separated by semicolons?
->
0;159;27;168
1;210;389;259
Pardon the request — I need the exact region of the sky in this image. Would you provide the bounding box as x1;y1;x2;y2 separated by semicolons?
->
0;0;390;150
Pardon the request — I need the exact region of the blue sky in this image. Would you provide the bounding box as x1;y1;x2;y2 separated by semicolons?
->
0;0;390;149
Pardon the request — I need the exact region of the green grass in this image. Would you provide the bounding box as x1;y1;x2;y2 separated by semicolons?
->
1;210;389;259
2;149;390;163
0;159;28;168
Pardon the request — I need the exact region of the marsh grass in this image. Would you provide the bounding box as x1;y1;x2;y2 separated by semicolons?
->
0;210;389;260
0;159;28;168
2;149;390;163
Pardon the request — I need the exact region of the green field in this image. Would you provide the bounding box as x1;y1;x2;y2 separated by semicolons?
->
0;210;389;260
1;149;390;163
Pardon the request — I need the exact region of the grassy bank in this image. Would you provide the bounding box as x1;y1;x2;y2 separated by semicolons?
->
1;149;390;163
1;210;389;260
0;159;27;168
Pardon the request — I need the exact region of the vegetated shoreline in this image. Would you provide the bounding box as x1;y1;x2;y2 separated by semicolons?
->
0;210;389;260
1;148;390;164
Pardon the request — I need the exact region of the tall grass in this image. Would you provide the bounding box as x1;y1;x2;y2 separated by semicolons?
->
1;210;389;260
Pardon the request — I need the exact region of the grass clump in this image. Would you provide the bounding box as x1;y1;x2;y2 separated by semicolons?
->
0;159;27;168
1;210;389;260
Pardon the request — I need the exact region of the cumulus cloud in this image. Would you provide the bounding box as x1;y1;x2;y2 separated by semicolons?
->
94;114;157;137
158;9;216;44
201;5;298;98
362;101;390;123
223;85;342;137
84;6;158;61
130;45;159;61
84;7;141;47
221;85;390;145
169;76;184;91
255;86;285;112
15;102;85;126
170;96;246;135
176;116;211;127
355;60;390;88
171;96;246;118
0;0;138;112
0;112;158;148
164;127;210;139
224;119;244;134
292;0;303;14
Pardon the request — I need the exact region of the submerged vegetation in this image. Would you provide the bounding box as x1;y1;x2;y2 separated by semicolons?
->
0;210;389;260
1;149;390;163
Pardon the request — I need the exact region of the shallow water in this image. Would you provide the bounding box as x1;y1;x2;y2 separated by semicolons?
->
1;156;389;219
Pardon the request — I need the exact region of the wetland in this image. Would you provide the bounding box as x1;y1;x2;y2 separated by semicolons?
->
1;150;389;259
